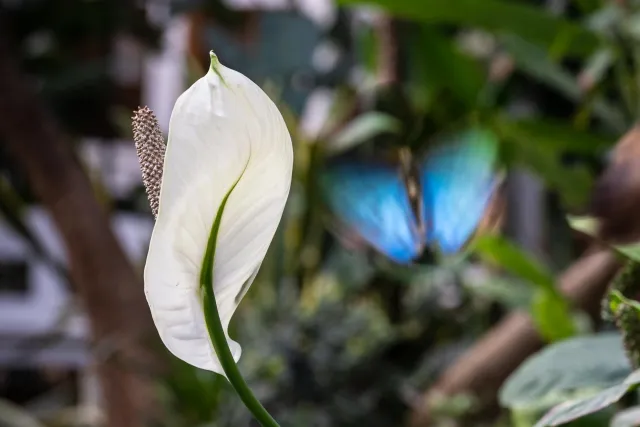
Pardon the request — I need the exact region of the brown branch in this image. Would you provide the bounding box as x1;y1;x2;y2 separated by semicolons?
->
374;15;399;86
408;248;621;426
0;34;160;427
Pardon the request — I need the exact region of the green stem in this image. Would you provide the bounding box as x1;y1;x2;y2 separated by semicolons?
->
199;177;280;427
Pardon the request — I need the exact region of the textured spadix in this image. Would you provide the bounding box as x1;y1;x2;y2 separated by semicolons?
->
144;53;293;373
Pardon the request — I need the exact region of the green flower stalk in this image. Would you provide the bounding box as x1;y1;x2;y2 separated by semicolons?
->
133;52;292;426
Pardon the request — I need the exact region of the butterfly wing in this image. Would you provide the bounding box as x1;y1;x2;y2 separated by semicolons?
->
420;129;500;255
321;163;423;264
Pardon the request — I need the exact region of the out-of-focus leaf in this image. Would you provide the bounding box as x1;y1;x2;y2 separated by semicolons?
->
472;235;556;291
567;215;598;236
410;26;485;109
499;332;631;412
578;48;616;92
472;235;577;340
495;120;597;208
319;87;359;142
568;215;640;261
464;277;533;309
531;290;577;342
500;34;626;132
326;112;402;154
162;356;227;423
338;0;599;57
623;12;640;41
494;116;613;155
0;398;47;427
358;25;379;75
585;4;623;36
611;406;640;427
534;368;640;427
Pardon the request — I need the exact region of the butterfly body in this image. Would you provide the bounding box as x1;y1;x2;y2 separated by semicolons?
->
321;129;501;264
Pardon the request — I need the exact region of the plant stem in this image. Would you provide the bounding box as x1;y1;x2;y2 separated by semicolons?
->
202;287;279;427
199;177;280;427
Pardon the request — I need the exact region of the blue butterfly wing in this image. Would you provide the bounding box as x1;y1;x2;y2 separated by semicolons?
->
321;163;423;264
420;129;499;255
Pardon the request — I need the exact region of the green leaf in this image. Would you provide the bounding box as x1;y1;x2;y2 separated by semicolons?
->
472;235;556;291
410;26;485;109
500;34;626;132
567;215;640;262
499;332;631;412
327;112;402;154
495;116;613;155
338;0;599;57
578;48;616;90
472;235;578;340
531;290;577;342
464;277;533;309
609;290;640;317
534;368;640;427
495;120;600;208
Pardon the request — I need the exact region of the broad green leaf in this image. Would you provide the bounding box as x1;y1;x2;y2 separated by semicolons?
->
499;332;631;412
534;368;640;426
567;215;640;262
531;290;577;342
500;34;626;132
611;406;640;427
326;112;402;154
338;0;599;57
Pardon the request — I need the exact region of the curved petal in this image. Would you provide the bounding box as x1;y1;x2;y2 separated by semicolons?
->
144;53;293;373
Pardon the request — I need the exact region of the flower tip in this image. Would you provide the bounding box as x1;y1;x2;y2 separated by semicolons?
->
208;51;226;85
209;50;221;69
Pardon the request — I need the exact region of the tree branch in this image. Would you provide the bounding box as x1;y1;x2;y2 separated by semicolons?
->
0;33;160;427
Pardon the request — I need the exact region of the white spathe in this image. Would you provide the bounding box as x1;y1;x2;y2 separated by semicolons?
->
144;53;293;373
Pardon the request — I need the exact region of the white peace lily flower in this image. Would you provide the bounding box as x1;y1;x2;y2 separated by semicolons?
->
142;52;293;374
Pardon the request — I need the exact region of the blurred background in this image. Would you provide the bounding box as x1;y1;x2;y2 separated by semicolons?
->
0;0;637;426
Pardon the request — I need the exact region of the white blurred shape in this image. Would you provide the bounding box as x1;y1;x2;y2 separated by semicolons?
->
223;0;336;28
299;88;335;141
142;16;188;133
312;40;341;73
79;139;143;200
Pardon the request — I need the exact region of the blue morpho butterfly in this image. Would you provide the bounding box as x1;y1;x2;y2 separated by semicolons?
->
320;129;503;264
